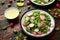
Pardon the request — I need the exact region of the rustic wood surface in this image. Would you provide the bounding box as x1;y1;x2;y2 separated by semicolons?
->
0;0;60;40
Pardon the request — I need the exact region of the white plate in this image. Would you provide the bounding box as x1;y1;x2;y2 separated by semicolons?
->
21;9;55;37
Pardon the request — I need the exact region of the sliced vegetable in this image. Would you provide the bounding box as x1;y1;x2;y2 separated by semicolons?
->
34;28;39;32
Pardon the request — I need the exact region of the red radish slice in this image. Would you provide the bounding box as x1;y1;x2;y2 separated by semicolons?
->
27;13;32;16
32;32;36;35
36;32;42;35
47;27;50;31
40;15;46;20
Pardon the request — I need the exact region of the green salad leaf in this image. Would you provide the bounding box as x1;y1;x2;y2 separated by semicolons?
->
33;11;40;16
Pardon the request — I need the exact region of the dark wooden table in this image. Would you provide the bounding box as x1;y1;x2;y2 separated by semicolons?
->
0;0;60;40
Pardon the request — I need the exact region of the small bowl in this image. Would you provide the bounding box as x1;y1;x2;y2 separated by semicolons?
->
30;0;55;6
4;7;19;20
20;9;55;37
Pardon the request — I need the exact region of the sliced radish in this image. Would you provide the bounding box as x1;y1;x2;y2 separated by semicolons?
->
37;22;41;27
36;31;42;35
44;0;48;2
23;24;27;26
32;32;36;35
47;27;50;31
40;15;46;20
27;13;32;16
34;29;39;32
30;16;35;20
28;23;34;28
25;17;30;21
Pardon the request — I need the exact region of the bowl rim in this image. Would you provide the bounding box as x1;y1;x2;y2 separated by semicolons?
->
30;0;55;6
20;9;55;37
